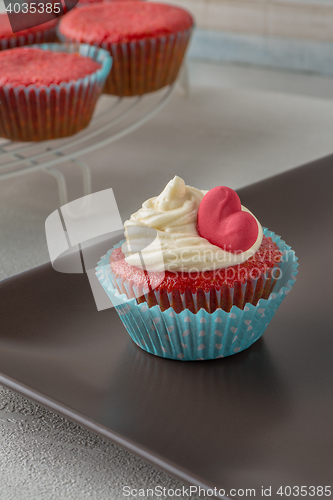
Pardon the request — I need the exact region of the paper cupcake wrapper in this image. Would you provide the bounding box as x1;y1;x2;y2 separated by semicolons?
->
96;229;298;360
0;23;57;51
58;28;192;96
0;43;112;141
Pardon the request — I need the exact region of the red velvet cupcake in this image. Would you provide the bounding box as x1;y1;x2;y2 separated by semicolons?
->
96;177;298;360
109;179;282;313
58;2;193;96
0;43;112;141
0;14;57;51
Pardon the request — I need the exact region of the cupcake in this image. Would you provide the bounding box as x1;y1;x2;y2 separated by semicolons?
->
0;43;112;141
96;176;298;360
0;14;57;51
58;2;193;96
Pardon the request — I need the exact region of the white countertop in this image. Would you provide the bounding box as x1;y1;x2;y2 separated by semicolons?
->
1;59;333;499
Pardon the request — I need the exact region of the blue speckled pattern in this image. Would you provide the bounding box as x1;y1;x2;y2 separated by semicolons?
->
96;229;298;361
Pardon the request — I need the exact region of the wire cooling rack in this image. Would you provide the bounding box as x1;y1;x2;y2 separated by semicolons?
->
0;78;181;206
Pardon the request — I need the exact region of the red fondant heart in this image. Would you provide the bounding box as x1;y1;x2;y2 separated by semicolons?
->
197;186;258;253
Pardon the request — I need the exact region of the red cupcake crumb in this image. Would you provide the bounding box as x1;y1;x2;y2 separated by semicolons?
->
110;236;282;313
0;47;101;86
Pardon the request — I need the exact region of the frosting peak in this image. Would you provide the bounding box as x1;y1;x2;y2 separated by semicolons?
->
123;177;263;272
155;176;189;211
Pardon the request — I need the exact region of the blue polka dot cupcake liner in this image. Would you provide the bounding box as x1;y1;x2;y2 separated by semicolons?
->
96;229;298;361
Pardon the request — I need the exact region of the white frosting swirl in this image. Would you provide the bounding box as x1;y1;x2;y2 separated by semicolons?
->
123;176;263;272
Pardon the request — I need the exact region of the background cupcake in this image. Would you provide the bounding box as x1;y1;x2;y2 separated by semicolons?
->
0;43;112;142
96;177;298;360
58;1;193;96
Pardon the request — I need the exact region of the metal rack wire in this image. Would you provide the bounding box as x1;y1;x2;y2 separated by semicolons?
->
0;80;179;206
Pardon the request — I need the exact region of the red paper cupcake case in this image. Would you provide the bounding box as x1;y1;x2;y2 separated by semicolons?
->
59;29;192;96
134;269;279;314
0;43;112;142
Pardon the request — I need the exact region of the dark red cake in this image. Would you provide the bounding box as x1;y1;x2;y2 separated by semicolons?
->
58;2;194;96
110;236;282;313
